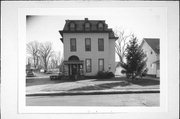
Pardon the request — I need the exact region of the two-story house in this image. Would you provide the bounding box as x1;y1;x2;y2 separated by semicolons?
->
140;38;160;77
59;18;118;79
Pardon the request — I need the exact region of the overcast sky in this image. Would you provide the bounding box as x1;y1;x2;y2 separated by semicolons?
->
26;7;164;61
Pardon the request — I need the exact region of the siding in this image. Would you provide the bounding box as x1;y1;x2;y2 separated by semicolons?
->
63;33;115;76
141;41;158;75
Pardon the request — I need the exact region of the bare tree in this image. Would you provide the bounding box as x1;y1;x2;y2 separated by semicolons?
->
57;51;64;66
26;41;40;69
57;51;64;72
114;29;133;66
39;42;54;72
50;55;58;69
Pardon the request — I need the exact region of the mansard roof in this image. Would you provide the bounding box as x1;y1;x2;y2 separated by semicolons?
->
59;18;118;42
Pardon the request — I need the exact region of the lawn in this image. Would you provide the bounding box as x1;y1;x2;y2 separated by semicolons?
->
68;76;159;91
26;73;160;93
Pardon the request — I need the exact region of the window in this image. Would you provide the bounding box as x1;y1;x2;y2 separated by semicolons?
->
151;51;153;54
85;38;91;51
98;59;104;71
98;38;104;51
85;59;92;73
70;23;75;31
85;23;90;31
98;23;103;30
70;38;76;51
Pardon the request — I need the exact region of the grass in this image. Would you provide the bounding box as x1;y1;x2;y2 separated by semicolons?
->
69;76;159;91
129;78;160;86
26;74;159;91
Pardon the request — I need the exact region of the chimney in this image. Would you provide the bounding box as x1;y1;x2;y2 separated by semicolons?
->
85;18;88;21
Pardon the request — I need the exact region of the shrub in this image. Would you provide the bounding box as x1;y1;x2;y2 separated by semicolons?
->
107;72;114;78
96;71;105;79
96;71;114;79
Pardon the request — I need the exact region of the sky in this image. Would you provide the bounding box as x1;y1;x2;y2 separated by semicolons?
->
26;7;164;61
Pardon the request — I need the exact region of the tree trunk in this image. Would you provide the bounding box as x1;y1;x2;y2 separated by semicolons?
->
33;57;36;69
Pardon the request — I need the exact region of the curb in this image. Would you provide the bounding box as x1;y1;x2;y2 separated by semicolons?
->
26;89;160;96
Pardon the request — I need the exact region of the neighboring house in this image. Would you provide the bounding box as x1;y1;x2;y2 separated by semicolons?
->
59;18;118;78
140;38;160;77
114;61;125;76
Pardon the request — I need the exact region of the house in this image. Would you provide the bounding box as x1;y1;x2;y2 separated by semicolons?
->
59;18;118;79
140;38;160;77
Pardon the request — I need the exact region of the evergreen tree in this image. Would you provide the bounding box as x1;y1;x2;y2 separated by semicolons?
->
121;36;147;80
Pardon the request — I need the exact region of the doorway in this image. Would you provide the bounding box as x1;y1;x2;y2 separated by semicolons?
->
71;64;77;80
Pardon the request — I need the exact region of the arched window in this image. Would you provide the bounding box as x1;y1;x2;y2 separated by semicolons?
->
85;22;90;31
70;22;75;31
98;23;103;31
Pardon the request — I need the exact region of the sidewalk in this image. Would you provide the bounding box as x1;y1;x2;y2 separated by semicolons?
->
26;77;160;96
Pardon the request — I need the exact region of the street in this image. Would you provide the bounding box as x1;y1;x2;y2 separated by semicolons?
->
26;93;159;106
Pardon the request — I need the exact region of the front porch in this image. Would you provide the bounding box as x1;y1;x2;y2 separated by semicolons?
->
62;55;84;80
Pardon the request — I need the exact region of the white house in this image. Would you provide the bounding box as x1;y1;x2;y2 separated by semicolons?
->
59;18;118;79
140;38;160;77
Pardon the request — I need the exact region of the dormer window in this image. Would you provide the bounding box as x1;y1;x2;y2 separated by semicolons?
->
85;22;90;31
70;22;75;31
98;23;103;31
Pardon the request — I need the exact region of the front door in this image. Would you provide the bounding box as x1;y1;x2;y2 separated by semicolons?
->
71;64;77;80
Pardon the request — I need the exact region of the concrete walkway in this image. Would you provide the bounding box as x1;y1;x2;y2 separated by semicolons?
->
26;77;160;96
